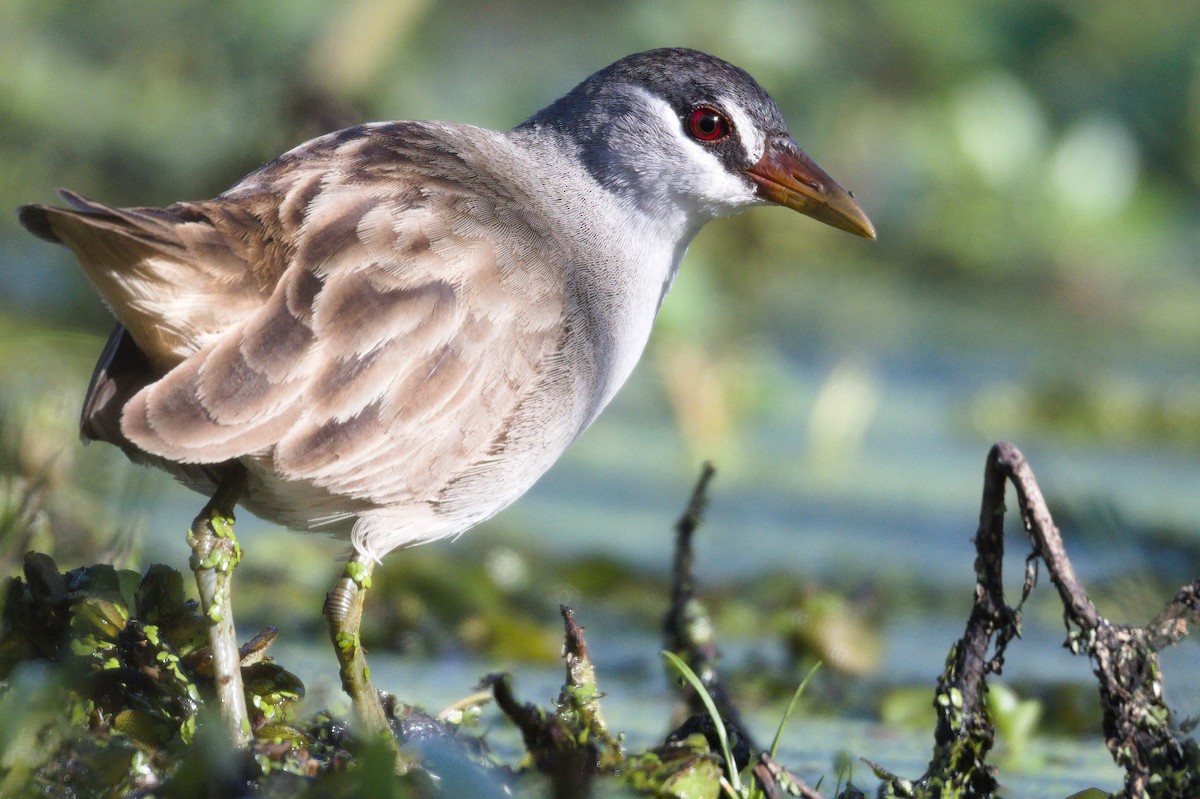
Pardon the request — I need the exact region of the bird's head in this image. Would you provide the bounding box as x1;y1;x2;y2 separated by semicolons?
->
520;47;875;239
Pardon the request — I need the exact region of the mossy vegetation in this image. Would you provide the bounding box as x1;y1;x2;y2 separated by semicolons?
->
2;453;1196;797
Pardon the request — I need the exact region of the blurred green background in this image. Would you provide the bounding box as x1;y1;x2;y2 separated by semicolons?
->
1;1;1198;792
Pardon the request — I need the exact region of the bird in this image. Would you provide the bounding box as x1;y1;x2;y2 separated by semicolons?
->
18;47;874;744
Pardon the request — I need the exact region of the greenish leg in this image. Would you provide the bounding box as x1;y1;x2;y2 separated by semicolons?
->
324;552;400;752
187;465;251;747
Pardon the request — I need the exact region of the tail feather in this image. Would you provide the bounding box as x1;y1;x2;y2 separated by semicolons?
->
16;190;266;369
22;195;245;496
17;202;63;243
21;189;186;251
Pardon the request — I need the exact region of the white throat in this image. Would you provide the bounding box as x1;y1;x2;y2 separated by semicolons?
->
602;88;761;225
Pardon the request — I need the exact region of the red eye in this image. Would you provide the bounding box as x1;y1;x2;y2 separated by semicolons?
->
687;106;730;142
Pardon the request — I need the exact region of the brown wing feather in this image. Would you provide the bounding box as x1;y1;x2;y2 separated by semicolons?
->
17;190;284;370
81;324;152;446
117;122;568;509
79;323;237;496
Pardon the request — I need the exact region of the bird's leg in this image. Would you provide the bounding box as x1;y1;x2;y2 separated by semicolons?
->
187;464;251;747
324;552;394;743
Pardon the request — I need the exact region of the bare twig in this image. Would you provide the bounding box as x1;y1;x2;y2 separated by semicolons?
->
753;752;828;799
662;463;756;758
907;442;1200;798
483;607;622;799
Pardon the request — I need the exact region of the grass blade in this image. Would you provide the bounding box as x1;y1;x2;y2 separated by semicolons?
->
767;661;822;759
662;650;743;795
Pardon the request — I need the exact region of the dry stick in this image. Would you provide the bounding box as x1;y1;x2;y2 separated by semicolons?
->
662;462;757;755
559;604;622;768
897;444;1017;796
663;465;832;799
970;442;1199;798
483;608;619;799
994;443;1099;629
1093;580;1200;798
661;446;1198;796
920;442;1104;794
662;464;837;799
754;752;831;799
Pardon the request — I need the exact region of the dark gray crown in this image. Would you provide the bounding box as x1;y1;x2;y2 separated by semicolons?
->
520;48;788;140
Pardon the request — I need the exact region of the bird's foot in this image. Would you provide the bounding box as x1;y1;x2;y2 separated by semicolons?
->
188;465;251;747
325;554;411;767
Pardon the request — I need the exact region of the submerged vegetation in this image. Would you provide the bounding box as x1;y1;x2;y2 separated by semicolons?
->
2;452;1196;797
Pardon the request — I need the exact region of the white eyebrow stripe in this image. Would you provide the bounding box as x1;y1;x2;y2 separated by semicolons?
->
724;102;766;163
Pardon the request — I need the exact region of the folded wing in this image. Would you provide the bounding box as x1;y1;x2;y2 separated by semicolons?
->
30;124;570;510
